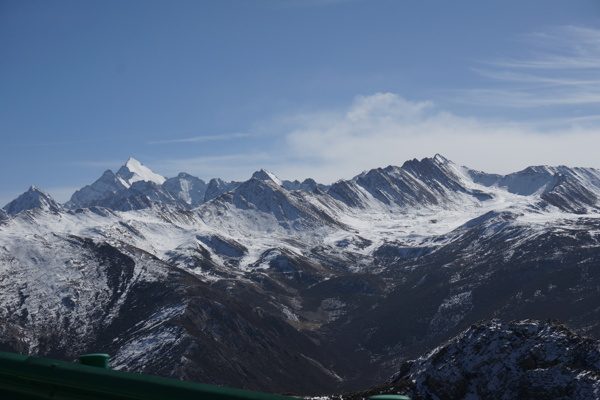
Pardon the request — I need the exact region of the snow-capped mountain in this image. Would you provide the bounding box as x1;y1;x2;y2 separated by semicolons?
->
115;158;166;186
2;155;600;394
66;169;129;207
163;172;208;207
66;159;188;211
2;185;62;214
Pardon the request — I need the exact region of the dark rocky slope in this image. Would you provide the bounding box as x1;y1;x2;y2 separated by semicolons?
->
335;319;600;400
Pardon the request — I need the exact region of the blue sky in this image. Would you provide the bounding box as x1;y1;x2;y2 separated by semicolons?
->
1;0;600;206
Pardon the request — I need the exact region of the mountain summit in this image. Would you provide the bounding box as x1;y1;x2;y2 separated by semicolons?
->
116;158;166;187
2;185;62;214
251;169;283;186
66;158;168;209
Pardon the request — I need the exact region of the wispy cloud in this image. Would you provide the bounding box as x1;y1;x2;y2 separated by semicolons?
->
56;26;600;187
457;25;600;109
270;92;600;181
147;132;252;145
51;92;600;190
496;26;600;70
473;69;600;87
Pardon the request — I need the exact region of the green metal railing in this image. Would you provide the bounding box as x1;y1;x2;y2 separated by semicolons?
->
0;351;412;400
0;351;296;400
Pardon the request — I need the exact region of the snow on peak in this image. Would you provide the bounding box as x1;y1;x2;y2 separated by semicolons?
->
522;165;556;175
117;158;166;187
252;169;283;186
433;154;449;164
3;185;62;214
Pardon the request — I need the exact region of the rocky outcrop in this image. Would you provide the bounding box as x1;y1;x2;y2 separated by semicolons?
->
337;319;600;400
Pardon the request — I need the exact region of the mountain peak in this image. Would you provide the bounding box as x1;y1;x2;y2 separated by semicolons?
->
433;153;449;164
251;169;283;186
203;178;242;202
522;165;556;175
162;173;208;207
3;185;62;214
116;158;166;187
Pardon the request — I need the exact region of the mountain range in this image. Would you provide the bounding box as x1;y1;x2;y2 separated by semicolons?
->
1;155;600;396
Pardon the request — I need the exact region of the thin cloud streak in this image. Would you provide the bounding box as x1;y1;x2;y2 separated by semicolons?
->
148;133;253;145
495;26;600;70
457;89;600;108
458;25;600;109
472;69;600;87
